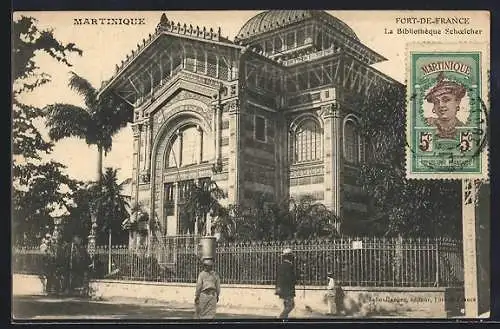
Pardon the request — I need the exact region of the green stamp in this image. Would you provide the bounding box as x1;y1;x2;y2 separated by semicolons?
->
407;46;488;179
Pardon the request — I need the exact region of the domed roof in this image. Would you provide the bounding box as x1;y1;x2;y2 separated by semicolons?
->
236;10;359;41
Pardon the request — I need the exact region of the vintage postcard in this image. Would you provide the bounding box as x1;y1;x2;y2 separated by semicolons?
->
12;10;490;321
406;42;489;179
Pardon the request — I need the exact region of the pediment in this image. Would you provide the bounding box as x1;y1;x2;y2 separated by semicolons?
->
144;78;217;117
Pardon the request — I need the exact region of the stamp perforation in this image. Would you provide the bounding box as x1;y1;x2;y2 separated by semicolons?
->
404;42;489;180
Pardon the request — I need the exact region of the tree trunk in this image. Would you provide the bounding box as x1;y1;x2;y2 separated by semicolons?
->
206;214;211;237
97;145;103;182
194;217;198;236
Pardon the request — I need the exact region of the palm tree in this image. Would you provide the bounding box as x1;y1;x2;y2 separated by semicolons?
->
44;72;132;181
94;168;130;246
92;168;130;273
288;196;340;239
181;178;226;236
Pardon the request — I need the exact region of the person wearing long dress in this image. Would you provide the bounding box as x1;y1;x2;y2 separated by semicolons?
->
194;258;220;319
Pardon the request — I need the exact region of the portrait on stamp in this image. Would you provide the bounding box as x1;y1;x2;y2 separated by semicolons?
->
424;72;467;139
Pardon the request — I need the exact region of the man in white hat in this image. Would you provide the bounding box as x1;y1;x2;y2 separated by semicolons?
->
194;258;221;319
275;248;297;319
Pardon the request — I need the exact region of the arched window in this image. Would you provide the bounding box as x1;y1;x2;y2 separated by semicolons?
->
274;36;283;52
344;120;362;164
292;118;322;163
167;135;181;167
181;126;198;165
167;125;211;168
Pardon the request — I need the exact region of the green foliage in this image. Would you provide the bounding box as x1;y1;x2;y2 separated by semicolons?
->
66;168;130;245
356;83;462;238
12;16;82;95
44;72;133;157
36;236;92;296
61;184;93;243
12;16;82;245
180;179;226;236
93;168;130;245
213;195;340;242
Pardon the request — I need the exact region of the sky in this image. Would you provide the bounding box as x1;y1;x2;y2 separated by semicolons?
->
13;10;489;184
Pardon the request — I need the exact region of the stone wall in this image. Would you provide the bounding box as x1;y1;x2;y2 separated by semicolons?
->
13;274;464;318
239;102;278;205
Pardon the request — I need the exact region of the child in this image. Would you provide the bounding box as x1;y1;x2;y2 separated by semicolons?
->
325;272;336;315
334;280;345;315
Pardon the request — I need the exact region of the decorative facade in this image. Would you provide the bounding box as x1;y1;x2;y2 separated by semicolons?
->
99;10;401;237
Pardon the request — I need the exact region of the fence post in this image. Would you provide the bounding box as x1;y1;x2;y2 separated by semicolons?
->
435;237;440;287
108;230;112;275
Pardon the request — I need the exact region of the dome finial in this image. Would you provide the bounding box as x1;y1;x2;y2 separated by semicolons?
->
159;13;169;26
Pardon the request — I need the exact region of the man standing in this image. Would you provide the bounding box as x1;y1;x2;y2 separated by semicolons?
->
194;258;221;319
275;248;297;319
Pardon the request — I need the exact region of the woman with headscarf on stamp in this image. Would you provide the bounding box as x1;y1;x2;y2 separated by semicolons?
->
425;71;467;139
194;258;221;319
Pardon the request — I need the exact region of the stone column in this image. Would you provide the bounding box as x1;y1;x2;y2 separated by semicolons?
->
176;129;183;167
214;103;222;162
172;181;179;236
215;56;220;79
196;125;203;164
132;123;142;206
144;118;153;172
322;101;341;217
227;99;240;204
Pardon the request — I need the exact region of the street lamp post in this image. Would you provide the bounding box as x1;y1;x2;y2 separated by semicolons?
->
88;206;98;266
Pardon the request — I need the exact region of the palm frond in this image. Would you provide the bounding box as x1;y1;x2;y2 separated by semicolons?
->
93;93;133;154
44;103;91;142
100;92;133;126
68;71;97;109
118;177;132;190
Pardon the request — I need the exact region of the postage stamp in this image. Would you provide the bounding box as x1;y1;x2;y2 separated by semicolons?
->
406;42;489;179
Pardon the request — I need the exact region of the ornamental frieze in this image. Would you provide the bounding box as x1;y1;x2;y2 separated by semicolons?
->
163;168;214;182
139;184;150;191
289;165;324;178
319;102;339;118
290;175;324;186
179;70;221;89
131;123;143;137
154;103;212;131
227;99;240;114
169;90;211;105
290;190;324;201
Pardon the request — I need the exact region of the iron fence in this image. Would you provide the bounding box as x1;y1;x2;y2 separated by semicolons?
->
13;236;464;287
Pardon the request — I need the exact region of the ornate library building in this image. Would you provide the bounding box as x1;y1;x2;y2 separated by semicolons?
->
99;10;400;235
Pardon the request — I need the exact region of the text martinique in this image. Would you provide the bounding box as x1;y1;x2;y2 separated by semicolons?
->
397;27;482;36
73;18;146;25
